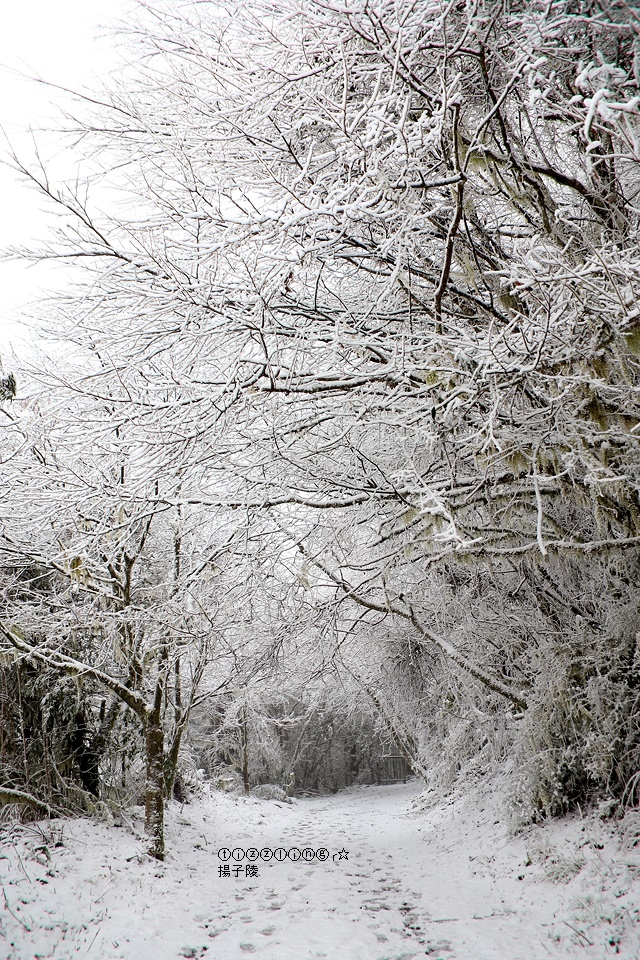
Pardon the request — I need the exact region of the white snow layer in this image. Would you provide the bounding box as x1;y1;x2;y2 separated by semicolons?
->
1;777;639;959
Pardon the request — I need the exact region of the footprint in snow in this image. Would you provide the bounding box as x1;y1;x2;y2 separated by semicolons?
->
179;947;207;958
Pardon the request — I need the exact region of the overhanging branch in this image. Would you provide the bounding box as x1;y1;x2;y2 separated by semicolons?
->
272;518;528;711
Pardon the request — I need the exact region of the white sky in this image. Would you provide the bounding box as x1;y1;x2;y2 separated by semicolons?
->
0;0;132;359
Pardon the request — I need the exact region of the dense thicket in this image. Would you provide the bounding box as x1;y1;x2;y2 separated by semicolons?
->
1;0;639;854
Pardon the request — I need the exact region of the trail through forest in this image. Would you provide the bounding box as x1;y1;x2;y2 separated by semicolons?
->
3;7;640;958
2;778;640;960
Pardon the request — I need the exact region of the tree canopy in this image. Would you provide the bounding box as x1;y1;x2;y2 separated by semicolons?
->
2;0;640;856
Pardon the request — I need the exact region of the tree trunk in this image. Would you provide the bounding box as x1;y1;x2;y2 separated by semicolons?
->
241;705;250;795
163;656;183;800
144;709;165;861
163;725;184;801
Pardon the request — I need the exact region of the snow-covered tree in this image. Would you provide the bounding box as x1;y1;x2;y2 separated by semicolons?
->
0;382;269;856
3;0;640;823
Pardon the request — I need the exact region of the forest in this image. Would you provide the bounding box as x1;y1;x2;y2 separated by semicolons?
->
1;0;640;869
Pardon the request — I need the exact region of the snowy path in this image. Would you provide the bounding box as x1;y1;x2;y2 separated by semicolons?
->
2;780;640;959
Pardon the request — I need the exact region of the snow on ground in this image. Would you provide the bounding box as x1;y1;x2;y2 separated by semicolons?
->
1;776;640;959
